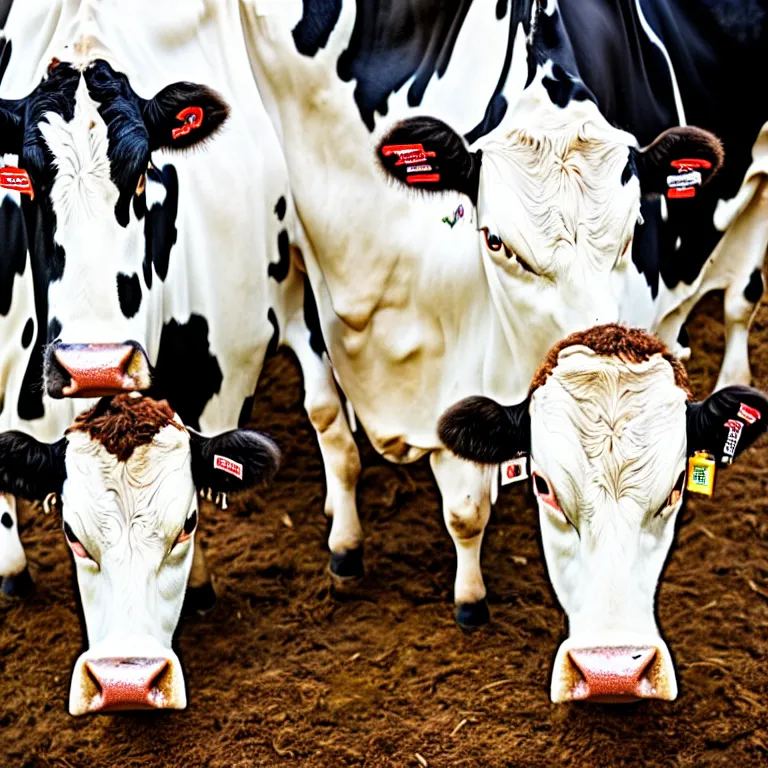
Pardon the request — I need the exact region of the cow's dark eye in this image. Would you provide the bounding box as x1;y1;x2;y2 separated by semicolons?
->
534;474;550;496
482;228;503;252
174;509;197;547
63;521;91;560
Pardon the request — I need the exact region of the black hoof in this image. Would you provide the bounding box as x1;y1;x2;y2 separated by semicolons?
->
455;599;490;630
329;546;364;580
1;566;34;598
182;581;216;617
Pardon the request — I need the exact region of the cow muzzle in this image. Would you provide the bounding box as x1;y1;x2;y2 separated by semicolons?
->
550;640;677;703
45;342;151;398
69;650;186;715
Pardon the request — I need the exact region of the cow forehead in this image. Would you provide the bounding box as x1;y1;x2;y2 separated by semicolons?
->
530;348;688;511
476;96;639;265
63;425;193;531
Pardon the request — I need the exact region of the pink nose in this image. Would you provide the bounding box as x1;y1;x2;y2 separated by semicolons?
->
54;343;151;397
84;657;172;712
566;646;660;702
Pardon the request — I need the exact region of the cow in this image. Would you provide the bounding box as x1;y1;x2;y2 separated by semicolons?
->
0;393;279;714
241;0;737;625
436;323;768;702
0;1;361;608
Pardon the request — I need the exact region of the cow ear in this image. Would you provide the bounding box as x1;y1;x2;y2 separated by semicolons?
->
438;396;530;464
0;432;66;500
377;117;483;206
143;82;230;151
635;126;724;198
189;429;280;495
687;385;768;466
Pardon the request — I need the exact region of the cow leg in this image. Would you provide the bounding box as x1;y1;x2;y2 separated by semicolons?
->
430;449;492;629
283;314;363;581
715;178;768;389
182;542;216;616
0;492;33;598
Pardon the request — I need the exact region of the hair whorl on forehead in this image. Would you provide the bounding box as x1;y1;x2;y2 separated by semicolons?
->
529;324;692;398
67;394;185;462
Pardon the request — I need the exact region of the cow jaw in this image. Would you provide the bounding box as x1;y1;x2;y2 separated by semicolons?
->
530;347;687;702
62;426;196;713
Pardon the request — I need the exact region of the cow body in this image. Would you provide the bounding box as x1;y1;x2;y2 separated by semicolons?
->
0;0;361;694
242;0;742;623
437;324;768;701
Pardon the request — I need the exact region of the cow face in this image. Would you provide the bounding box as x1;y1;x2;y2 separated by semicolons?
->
437;325;768;703
0;60;229;399
377;102;723;344
0;394;279;715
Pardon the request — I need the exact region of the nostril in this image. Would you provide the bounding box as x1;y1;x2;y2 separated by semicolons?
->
1;512;13;529
147;659;171;708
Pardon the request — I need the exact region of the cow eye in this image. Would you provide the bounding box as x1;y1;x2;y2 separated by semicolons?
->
63;521;92;560
532;471;570;524
482;228;504;252
174;509;197;547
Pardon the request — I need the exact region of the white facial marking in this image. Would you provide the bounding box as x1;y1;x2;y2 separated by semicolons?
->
62;423;196;650
530;347;687;643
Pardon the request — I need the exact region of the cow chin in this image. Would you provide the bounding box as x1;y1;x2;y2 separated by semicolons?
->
44;341;152;398
550;634;677;704
69;637;186;716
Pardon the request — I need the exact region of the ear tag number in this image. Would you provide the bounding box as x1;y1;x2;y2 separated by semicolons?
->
686;451;715;497
0;167;34;199
381;143;441;185
722;419;744;465
171;106;204;140
214;454;243;480
500;455;529;487
667;158;712;200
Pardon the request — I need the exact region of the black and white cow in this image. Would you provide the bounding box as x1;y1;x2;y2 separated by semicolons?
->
0;393;279;714
437;324;768;702
241;0;741;625
0;0;361;680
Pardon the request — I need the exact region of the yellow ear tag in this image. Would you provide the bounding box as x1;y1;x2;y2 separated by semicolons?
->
686;451;716;497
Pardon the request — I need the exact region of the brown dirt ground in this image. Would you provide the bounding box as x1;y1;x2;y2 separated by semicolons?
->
1;293;767;768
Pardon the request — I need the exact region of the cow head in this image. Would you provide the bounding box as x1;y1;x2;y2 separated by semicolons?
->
437;325;768;703
0;59;229;398
377;0;723;349
0;394;279;715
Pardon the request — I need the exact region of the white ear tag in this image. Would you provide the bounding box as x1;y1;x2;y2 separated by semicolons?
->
500;455;529;486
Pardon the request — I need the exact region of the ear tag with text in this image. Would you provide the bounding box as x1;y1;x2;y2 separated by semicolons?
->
381;143;440;185
214;454;243;480
500;454;529;486
0;167;34;200
666;158;712;199
738;402;761;425
686;451;715;497
171;106;204;140
722;419;744;465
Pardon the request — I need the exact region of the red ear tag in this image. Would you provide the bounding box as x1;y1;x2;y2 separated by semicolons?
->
0;167;34;200
671;158;713;171
214;454;243;480
738;402;761;424
381;143;436;165
171;106;204;140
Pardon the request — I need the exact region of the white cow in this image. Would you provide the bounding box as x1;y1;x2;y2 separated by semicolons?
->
241;0;723;626
0;393;279;714
437;323;768;701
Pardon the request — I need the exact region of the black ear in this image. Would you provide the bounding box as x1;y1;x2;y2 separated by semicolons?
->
142;82;230;151
0;432;66;500
189;429;280;495
635;126;724;198
687;385;768;466
377;116;483;205
437;396;530;464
